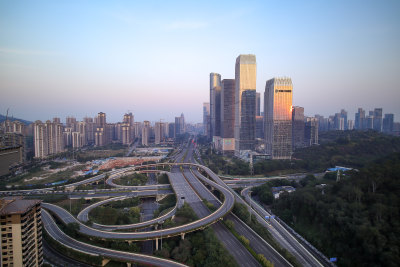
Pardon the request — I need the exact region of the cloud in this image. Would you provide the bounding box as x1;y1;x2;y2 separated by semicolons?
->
0;47;59;56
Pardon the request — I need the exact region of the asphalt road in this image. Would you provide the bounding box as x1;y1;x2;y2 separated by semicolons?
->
240;186;324;267
42;209;188;267
177;145;260;267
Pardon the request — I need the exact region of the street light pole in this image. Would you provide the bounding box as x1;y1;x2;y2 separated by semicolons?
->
249;190;252;223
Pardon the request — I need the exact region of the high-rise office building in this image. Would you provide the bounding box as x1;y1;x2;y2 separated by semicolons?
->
347;119;354;130
264;77;293;159
355;108;365;130
305;117;318;146
174;113;185;136
221;79;235;139
373;108;383;132
234;54;257;156
0;197;43;267
155;122;165;144
220;79;236;153
292;106;305;150
168;123;175;138
366;115;374;129
340;109;348;130
142;121;150;146
334;113;345;130
255;116;264;139
256;92;261;116
203;103;210;136
383;114;394;133
210;73;221;139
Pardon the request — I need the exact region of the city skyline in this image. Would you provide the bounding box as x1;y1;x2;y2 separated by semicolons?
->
1;1;400;122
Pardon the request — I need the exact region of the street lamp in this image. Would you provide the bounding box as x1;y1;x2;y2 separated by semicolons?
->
248;190;252;223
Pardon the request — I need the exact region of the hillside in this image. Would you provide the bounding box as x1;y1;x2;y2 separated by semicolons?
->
271;152;400;266
0;114;32;125
292;130;400;170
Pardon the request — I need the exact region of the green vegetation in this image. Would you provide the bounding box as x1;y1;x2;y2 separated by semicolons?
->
157;173;170;184
272;152;400;266
24;194;68;203
114;173;147;186
154;227;238;266
90;198;141;225
163;203;198;228
54;198;101;216
202;198;217;212
2;162;86;188
154;194;176;217
201;148;250;175
200;131;400;177
291;131;400;171
73;144;127;162
223;219;274;267
252;179;298;205
233;202;301;267
49;211;141;254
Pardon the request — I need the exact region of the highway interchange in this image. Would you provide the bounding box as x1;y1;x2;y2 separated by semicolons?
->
2;140;330;267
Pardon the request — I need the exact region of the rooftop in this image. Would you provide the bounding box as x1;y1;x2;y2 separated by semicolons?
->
0;197;41;215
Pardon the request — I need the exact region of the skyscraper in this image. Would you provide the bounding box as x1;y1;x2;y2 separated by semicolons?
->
142;121;150;146
95;112;107;146
155;122;165;144
334;113;344;130
174;113;185;136
383;114;394;133
34;120;64;158
264;77;293;159
210;73;221;139
203;102;210;136
305;117;318;146
340;109;348;130
234;54;257;156
256;92;261;116
355;108;365;130
220;79;236;154
373;108;383;132
292;106;305;150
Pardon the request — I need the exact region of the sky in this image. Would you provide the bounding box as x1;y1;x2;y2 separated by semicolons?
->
1;0;399;123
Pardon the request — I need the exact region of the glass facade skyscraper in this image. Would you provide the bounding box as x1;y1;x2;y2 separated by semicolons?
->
234;54;256;156
221;79;235;138
264;77;293;159
210;73;221;139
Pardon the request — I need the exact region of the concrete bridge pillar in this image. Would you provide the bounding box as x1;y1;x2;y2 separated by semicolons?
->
101;259;110;266
126;263;132;267
181;233;185;240
155;238;159;250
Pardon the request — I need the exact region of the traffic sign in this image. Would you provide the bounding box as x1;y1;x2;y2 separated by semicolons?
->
330;257;337;262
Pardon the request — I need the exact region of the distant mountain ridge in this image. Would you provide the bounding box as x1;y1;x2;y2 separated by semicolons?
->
0;114;33;125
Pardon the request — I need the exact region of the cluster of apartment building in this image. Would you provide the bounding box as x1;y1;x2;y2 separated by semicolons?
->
204;54;317;160
30;112;190;159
